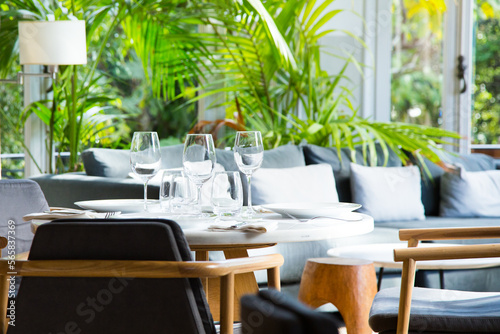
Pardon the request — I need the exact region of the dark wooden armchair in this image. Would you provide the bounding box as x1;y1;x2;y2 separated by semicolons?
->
369;227;500;334
0;219;284;334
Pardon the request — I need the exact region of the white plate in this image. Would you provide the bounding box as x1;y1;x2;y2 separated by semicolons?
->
261;202;362;219
75;199;160;214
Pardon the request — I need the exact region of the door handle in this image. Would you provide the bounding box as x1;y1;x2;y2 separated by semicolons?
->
457;55;467;94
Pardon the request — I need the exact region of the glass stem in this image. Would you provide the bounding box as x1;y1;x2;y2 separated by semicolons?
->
143;179;149;212
247;174;253;214
196;183;203;214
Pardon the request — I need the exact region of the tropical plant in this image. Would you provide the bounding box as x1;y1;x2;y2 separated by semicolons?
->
125;0;460;166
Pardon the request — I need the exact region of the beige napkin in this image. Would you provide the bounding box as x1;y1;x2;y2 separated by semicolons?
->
208;220;278;233
23;209;113;222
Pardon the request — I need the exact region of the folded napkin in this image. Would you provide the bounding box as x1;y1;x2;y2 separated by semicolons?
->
208;220;278;233
23;209;118;222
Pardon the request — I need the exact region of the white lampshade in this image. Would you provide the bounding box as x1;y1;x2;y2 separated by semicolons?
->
18;20;87;66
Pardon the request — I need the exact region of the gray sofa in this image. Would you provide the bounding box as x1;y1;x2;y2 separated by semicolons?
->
31;143;500;293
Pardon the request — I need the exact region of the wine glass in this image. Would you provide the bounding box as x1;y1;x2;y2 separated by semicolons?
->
130;131;161;212
182;134;216;216
211;171;243;221
234;131;263;218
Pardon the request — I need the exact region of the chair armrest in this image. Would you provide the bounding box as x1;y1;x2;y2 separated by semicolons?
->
394;243;500;262
0;238;6;250
399;227;500;242
0;254;284;279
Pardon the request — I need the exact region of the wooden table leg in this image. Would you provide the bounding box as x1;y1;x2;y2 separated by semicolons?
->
195;250;209;291
196;248;259;322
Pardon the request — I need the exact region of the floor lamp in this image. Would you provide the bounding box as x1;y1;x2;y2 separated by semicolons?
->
0;20;87;175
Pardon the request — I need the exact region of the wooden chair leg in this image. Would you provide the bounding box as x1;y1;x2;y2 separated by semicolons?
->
0;275;9;334
298;258;377;334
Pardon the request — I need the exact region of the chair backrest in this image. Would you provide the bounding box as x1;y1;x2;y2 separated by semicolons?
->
0;179;49;255
10;219;215;334
240;289;341;334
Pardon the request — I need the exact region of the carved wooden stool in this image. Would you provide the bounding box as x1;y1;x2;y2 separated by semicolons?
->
298;257;377;334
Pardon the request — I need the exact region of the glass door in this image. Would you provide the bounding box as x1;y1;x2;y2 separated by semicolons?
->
390;0;446;127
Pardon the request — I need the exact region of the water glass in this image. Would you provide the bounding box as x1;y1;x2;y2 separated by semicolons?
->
169;173;197;214
159;169;182;212
211;171;243;219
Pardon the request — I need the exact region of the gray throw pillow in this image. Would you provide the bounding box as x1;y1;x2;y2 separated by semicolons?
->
440;167;500;217
350;163;425;221
81;148;130;178
82;145;186;179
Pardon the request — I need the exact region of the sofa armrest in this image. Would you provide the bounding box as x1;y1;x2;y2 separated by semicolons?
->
30;173;159;208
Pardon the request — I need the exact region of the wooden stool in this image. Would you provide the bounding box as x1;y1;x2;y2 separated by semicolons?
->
298;257;377;334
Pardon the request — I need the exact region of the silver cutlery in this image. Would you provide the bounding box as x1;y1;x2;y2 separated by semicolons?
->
283;211;361;222
104;211;121;218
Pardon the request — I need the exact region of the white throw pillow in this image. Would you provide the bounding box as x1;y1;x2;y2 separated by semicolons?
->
440;167;500;217
251;164;339;205
350;163;425;221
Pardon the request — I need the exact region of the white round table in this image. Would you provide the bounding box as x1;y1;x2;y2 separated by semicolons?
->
328;242;500;289
183;213;374;247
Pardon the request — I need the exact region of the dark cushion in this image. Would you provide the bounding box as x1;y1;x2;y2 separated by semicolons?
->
11;219;215;334
216;144;305;172
418;152;496;216
0;179;49;254
81;148;131;178
369;287;500;333
30;173;157;208
82;145;186;178
302;144;402;202
241;289;340;334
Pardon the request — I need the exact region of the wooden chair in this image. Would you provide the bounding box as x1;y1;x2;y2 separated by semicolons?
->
369;227;500;334
0;219;284;334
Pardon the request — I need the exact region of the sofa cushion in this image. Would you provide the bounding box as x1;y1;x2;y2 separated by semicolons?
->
82;148;131;178
440;167;500;217
215;144;305;172
302;144;402;202
251;164;338;205
370;287;500;334
216;144;306;204
82;145;187;178
350;163;425;221
418;152;496;216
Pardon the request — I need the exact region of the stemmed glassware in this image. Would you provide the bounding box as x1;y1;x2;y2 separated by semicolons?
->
130;131;161;212
234;131;263;218
182;134;216;216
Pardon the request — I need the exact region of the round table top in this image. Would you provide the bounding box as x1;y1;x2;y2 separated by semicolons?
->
32;212;374;247
327;242;500;270
182;213;374;246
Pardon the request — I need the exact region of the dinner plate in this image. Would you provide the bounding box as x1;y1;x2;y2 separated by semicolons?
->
261;202;362;219
75;199;161;214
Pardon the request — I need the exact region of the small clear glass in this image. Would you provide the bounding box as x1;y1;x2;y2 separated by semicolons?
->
170;172;197;214
160;169;182;213
211;171;243;220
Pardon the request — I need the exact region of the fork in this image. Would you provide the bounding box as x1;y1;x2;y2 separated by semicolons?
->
282;211;359;222
103;211;121;218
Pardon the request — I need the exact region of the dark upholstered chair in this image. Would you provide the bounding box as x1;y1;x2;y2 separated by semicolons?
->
0;179;49;256
0;219;283;334
240;289;341;334
369;227;500;334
